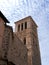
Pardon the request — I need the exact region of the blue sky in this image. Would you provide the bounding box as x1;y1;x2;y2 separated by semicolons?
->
0;0;49;65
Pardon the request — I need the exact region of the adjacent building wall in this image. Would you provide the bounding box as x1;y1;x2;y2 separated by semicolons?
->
0;17;5;58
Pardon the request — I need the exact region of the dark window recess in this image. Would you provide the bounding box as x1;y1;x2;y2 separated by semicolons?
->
25;22;27;29
4;52;7;58
18;24;20;31
33;38;34;44
21;23;23;30
24;37;26;45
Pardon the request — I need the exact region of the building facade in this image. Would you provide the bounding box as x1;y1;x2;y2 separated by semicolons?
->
0;11;41;65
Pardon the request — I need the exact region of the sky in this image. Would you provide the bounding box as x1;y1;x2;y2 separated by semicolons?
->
0;0;49;65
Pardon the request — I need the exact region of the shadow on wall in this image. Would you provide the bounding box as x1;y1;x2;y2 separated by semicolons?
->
7;61;15;65
0;58;15;65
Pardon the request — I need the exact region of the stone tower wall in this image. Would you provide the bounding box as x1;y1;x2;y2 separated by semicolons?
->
15;16;41;65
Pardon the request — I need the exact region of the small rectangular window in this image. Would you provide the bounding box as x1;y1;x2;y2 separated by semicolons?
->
24;37;26;45
25;22;27;29
18;24;20;31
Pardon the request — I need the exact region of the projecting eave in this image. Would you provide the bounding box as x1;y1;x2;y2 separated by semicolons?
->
14;16;31;24
14;16;38;27
0;11;10;23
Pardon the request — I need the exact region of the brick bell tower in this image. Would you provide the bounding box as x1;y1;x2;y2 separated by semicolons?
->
15;16;41;65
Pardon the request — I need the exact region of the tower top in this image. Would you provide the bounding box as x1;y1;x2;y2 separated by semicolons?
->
15;16;38;27
0;11;10;23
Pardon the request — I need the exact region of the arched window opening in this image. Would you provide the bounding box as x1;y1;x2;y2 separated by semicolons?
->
25;22;27;29
21;23;23;30
18;24;20;31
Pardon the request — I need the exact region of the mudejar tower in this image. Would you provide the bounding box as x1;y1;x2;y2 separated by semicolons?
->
15;16;41;65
